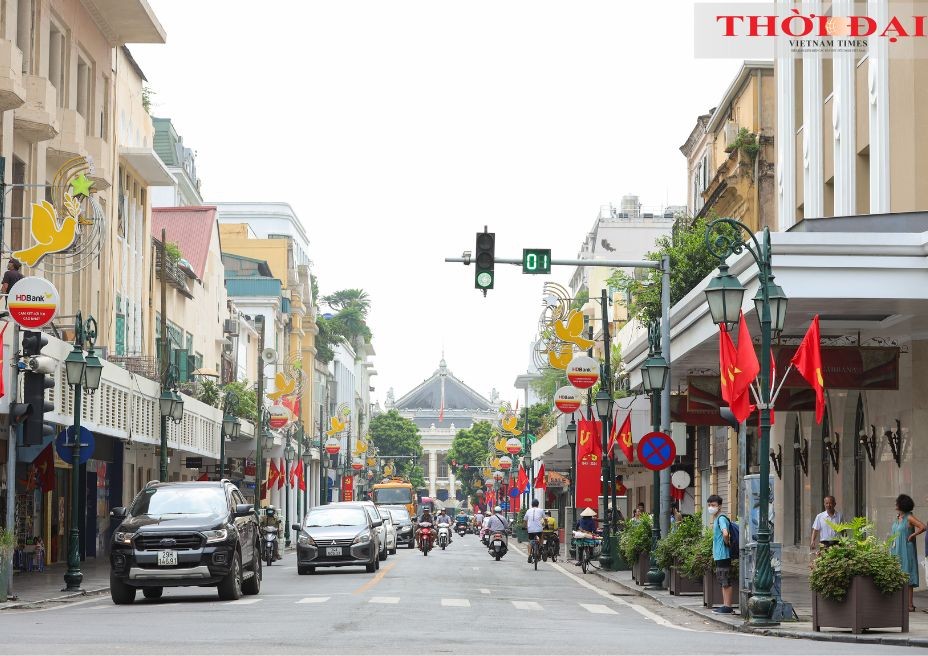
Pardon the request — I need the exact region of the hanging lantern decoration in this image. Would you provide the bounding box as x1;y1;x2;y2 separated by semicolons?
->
351;457;364;471
324;438;341;455
505;438;522;455
498;456;513;470
492;470;504;481
566;354;600;389
554;385;583;414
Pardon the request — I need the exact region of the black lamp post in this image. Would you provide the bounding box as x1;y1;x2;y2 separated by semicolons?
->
284;436;296;546
62;313;102;592
704;220;787;626
565;417;577;510
158;363;184;482
220;390;241;480
641;321;669;589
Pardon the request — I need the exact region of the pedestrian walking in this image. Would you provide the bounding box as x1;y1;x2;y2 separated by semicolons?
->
810;495;844;554
891;493;925;612
707;494;735;614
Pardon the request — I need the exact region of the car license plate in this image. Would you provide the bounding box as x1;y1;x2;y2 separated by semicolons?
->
493;540;502;547
325;547;342;557
157;550;177;566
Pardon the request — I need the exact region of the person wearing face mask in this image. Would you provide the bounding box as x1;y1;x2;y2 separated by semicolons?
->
707;494;734;614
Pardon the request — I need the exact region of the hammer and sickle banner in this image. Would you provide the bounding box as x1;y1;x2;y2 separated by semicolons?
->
575;419;602;509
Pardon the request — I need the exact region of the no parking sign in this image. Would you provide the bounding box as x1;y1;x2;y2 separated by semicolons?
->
636;432;676;472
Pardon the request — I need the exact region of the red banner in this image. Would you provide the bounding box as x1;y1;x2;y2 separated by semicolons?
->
341;475;354;502
575;420;602;509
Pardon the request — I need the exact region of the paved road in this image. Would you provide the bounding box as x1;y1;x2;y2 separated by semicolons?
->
0;535;919;654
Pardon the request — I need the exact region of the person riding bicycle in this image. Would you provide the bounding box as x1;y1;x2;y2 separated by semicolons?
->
435;508;453;543
524;499;545;563
577;507;598;534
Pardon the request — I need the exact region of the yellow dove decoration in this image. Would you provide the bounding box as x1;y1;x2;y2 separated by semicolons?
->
554;309;595;350
266;372;296;402
494;437;508;453
13;201;77;267
326;415;346;436
501;415;522;436
491;456;501;468
548;343;573;370
355;440;368;454
482;467;492;478
366;457;376;467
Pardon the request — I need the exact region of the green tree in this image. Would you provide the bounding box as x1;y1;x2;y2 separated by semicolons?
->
196;379;221;408
322;289;371;314
220;380;258;422
524;402;554;438
530;367;567;405
606;214;738;324
369;410;422;482
447;421;495;500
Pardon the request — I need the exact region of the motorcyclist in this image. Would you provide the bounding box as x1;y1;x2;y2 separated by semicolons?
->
261;506;282;560
542;509;559;555
487;506;510;534
435;508;453;543
416;509;434;548
473;509;485;532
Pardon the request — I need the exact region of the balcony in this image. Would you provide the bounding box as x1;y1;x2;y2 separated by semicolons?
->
14;75;58;142
0;40;25;113
155;245;194;299
82;0;166;45
47;108;87;164
86;135;113;189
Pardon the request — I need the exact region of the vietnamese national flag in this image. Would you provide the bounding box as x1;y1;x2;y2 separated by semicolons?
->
791;315;825;423
533;463;546;489
278;458;285;490
516;465;528;493
616;411;634;463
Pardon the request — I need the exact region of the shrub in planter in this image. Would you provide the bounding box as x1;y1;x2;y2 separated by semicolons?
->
619;514;652;565
809;517;907;603
655;512;702;570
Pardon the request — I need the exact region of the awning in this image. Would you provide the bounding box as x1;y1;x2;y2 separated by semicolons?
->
119;146;174;186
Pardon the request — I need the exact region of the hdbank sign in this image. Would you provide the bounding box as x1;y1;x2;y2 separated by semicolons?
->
8;276;59;329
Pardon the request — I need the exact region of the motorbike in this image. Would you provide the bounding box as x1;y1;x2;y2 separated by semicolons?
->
262;526;278;566
418;523;434;556
542;533;559;562
488;531;508;561
437;525;451;549
455;523;468;537
481;529;491;547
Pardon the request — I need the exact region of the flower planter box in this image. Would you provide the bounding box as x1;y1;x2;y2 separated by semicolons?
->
514;526;528;543
813;577;909;634
631;551;650;585
703;569;726;608
669;565;703;595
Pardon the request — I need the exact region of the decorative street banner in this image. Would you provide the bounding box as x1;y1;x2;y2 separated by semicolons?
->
341;475;354;502
8;276;59;329
566;355;600;389
554;385;582;414
575;419;603;509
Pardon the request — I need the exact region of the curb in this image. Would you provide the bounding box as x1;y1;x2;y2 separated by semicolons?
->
587;569;928;648
0;585;109;610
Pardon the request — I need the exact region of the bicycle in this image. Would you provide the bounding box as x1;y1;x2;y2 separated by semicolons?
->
572;536;601;574
529;534;542;570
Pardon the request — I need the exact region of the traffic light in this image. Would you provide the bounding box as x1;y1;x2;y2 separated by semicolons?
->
474;229;495;291
21;330;54;446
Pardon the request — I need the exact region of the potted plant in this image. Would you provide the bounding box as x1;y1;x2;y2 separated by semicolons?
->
619;514;652;584
656;513;703;595
681;528;739;608
810;517;909;634
514;508;528;543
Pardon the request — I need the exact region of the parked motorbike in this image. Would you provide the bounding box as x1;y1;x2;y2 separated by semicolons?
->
262;526;278;566
418;523;434;556
488;531;508;561
437;525;451;550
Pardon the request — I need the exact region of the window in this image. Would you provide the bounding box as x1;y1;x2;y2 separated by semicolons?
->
48;20;66;107
117;167;126;238
437;453;448;478
16;0;33;74
76;54;92;123
100;75;110;138
115;294;126;356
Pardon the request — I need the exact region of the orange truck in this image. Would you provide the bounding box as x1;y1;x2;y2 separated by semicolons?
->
371;478;417;519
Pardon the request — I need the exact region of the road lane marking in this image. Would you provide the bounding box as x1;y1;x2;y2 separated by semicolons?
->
580;603;617;615
479;588;491;594
512;600;542;611
441;598;470;607
296;597;330;604
227;598;262;605
352;561;396;595
369;596;400;604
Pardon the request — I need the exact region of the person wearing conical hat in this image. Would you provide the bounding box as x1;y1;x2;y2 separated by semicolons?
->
578;507;597;533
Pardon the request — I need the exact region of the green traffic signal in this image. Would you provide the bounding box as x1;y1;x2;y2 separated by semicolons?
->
474;230;495;290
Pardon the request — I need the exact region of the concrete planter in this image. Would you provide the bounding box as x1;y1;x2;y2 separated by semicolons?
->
669;565;703;595
813;577;909;634
514;526;528;543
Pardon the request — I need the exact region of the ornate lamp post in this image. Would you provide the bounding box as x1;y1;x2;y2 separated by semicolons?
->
565;418;577;512
284;435;296;546
220;390;241;480
62;313;103;592
704;220;787;626
159;363;184;481
594;388;615;568
641;321;669;589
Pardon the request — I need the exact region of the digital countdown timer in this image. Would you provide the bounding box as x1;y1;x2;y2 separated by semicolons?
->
522;248;551;274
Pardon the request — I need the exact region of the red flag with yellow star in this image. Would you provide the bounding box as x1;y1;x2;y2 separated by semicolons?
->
791;315;825;423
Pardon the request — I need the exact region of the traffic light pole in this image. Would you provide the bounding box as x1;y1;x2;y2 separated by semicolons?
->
4;323;19;601
446;256;663;269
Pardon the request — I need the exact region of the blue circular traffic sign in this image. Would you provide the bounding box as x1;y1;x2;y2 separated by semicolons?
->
636;431;676;471
55;426;95;465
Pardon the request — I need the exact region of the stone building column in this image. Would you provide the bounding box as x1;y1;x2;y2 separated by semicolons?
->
429;450;438;498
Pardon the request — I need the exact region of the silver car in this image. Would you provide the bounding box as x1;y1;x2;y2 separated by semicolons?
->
341;502;390;561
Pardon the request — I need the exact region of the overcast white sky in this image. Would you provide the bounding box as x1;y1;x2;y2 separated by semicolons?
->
133;1;743;407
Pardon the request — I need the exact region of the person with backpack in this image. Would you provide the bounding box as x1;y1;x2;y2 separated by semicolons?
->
707;494;738;614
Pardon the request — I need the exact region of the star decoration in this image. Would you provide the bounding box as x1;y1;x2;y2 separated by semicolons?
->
69;174;94;198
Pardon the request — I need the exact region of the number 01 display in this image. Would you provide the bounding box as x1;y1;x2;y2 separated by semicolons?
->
522;248;551;274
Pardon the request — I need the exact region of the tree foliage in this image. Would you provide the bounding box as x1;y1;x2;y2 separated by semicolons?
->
447;421;495;500
312;283;374;364
220;380;258;422
606;214;738;324
531;368;567;406
369;410;422;483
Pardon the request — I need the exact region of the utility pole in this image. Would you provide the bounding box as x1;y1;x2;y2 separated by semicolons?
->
255;316;266;508
5;323;19;600
160;228;169;481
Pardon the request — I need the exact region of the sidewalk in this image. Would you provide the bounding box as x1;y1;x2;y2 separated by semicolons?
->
588;563;928;648
0;557;111;609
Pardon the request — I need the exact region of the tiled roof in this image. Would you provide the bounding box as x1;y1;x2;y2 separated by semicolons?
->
152;206;217;279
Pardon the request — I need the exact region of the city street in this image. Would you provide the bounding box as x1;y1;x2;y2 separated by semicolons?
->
0;535;920;655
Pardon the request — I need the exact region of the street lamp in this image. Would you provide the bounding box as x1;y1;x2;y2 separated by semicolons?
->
62;313;100;592
594;389;614;423
642;321;667;590
284;436;296;547
220;390;241;480
565;417;577;512
704;219;784;626
159;364;183;481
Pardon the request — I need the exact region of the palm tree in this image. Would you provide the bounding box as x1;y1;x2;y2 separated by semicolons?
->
322;289;370;315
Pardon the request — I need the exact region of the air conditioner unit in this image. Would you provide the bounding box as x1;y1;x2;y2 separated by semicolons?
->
223;319;240;336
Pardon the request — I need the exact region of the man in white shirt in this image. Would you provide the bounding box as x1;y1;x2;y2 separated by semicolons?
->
524;499;546;563
810;495;844;553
